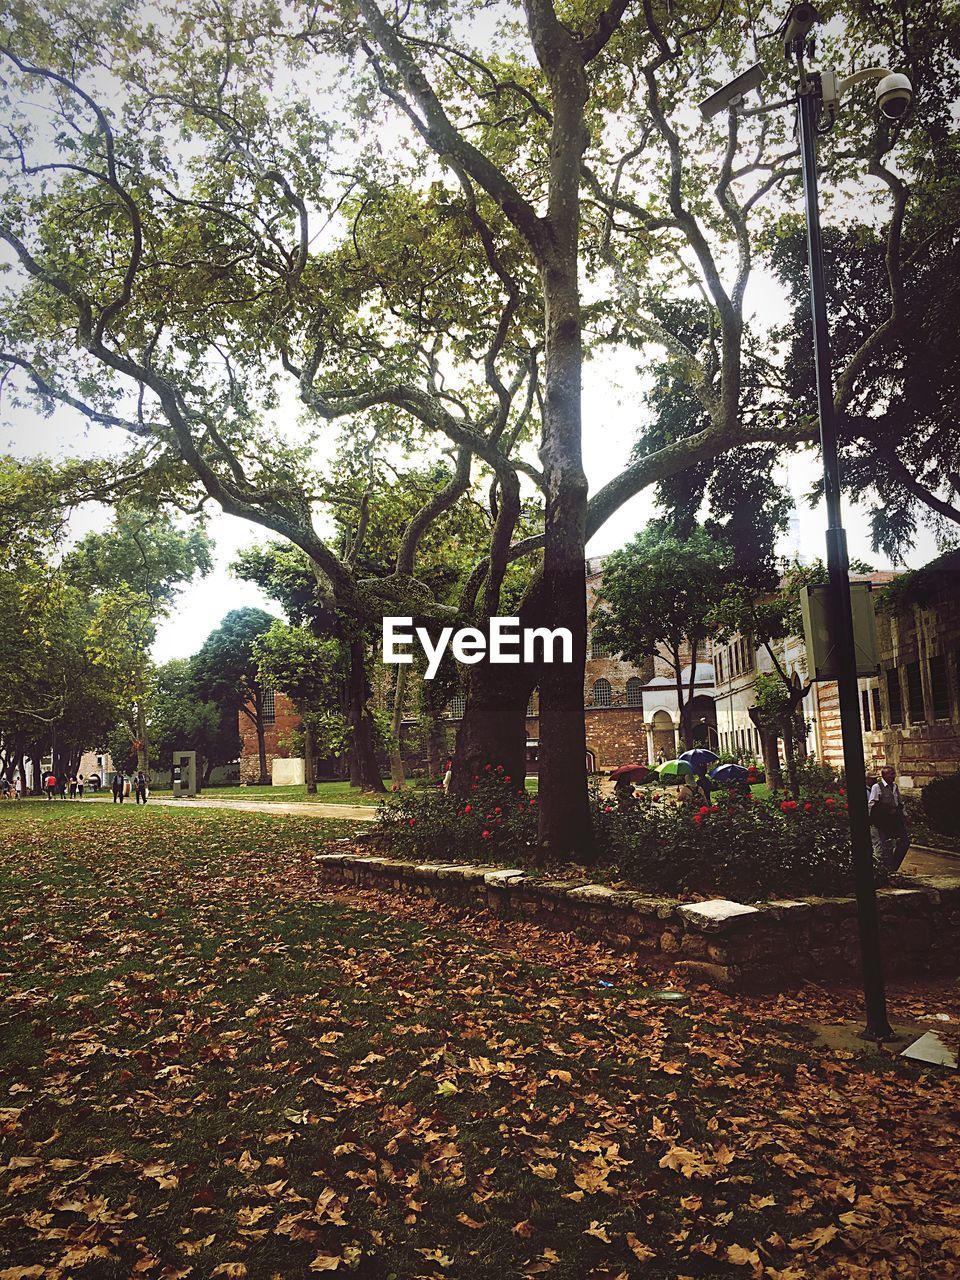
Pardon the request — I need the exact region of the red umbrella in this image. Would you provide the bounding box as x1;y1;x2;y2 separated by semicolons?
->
608;763;651;782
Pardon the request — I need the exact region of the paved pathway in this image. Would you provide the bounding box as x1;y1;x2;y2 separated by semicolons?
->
901;844;960;877
90;794;379;821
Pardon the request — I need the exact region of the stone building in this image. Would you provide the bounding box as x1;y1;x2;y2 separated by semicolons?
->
238;687;297;784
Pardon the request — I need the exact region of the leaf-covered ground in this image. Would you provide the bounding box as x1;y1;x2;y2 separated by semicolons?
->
0;806;958;1280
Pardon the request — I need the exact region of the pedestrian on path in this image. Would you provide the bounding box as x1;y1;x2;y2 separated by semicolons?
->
76;772;84;800
135;771;148;804
112;771;125;804
45;773;57;800
869;766;911;871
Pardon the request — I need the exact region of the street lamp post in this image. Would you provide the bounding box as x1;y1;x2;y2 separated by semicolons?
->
795;84;895;1042
699;4;913;1041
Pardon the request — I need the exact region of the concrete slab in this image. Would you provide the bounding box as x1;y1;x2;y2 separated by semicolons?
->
900;1031;958;1069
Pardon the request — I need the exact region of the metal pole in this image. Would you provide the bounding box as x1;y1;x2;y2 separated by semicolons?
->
797;87;894;1041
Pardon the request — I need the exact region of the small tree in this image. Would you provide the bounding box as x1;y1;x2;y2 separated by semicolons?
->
253;622;345;795
192;609;278;785
592;524;733;749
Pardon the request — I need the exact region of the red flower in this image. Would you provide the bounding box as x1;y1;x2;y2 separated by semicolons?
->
825;797;836;807
838;788;846;796
494;807;501;814
504;776;511;783
709;805;719;813
692;813;703;825
463;804;471;814
408;818;416;826
804;802;813;811
781;800;798;811
496;765;504;772
485;764;492;772
698;805;710;815
482;829;491;839
530;798;536;806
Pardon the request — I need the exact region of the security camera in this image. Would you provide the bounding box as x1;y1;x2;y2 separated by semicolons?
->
698;62;766;120
783;3;820;47
875;72;912;119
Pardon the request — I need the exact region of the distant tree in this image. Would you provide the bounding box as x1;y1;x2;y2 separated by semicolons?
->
253;622;345;795
149;659;240;783
192;609;278;785
592;524;736;750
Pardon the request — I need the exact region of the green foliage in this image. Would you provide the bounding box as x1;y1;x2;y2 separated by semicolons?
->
148;658;240;776
376;779;877;899
253;620;348;755
375;768;536;862
750;674;794;731
191;608;278;714
921;772;960;837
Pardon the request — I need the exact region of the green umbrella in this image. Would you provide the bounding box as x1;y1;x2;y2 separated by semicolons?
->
657;759;694;780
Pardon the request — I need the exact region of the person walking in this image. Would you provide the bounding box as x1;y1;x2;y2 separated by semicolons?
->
112;770;124;804
134;771;148;805
76;772;84;800
45;772;57;800
69;773;78;800
868;765;911;871
14;773;22;800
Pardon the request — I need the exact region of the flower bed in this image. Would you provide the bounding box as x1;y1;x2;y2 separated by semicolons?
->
375;771;880;900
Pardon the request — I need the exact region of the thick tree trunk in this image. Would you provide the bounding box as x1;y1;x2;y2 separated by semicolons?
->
17;756;26;794
535;250;592;862
450;659;530;796
347;639;386;793
31;750;43;795
304;720;317;795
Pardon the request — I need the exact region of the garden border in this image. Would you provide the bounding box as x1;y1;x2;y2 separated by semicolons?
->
314;846;960;991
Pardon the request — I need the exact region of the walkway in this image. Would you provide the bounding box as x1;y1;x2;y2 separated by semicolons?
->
90;794;379;821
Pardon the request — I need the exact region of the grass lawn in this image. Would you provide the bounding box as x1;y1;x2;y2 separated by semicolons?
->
147;777;541;804
0;805;957;1279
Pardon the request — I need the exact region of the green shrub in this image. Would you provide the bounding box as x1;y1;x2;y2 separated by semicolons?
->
375;769;881;900
375;765;537;863
921;772;960;836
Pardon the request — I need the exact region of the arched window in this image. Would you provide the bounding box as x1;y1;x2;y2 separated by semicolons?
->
447;694;466;720
626;677;643;707
592;678;612;707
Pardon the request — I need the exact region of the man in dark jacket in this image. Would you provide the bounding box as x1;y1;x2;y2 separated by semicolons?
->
868;766;910;871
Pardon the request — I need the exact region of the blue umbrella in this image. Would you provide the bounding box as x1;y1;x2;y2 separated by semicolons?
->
709;763;750;784
679;748;720;775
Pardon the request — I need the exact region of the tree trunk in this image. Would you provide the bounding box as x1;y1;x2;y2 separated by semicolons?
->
17;756;26;794
782;718;799;796
31;750;43;795
347;639;386;793
761;729;783;791
136;698;150;779
304;720;317;795
450;659;530;797
388;665;408;789
252;689;269;785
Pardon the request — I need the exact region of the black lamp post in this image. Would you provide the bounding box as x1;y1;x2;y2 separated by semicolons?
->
795;84;894;1041
698;4;913;1040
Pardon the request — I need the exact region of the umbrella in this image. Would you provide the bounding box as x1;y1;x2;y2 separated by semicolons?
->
609;763;651;783
657;759;694;780
679;748;720;774
709;763;750;785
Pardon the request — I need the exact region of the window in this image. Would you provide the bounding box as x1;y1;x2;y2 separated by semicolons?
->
447;694;466;720
262;688;276;725
886;668;903;726
906;661;925;723
526;692;537;717
592;678;612;707
590;637;613;658
929;654;950;720
861;689;872;731
717;652;724;684
626;677;643;707
872;688;883;730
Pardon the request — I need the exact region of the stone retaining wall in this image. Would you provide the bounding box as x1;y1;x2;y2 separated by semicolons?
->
314;847;960;991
